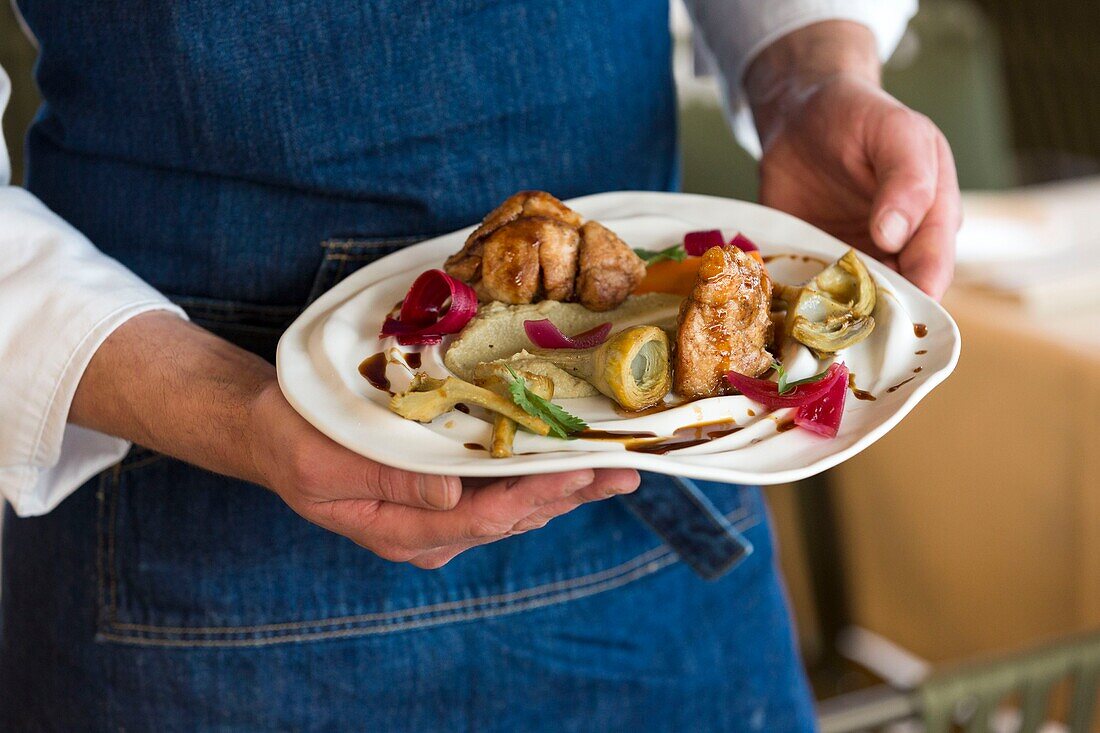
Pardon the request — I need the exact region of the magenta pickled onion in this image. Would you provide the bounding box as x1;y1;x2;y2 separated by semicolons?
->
729;233;759;253
795;363;849;438
524;319;612;349
380;269;477;346
724;363;846;412
683;229;725;256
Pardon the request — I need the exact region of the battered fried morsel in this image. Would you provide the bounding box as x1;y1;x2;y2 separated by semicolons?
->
575;221;646;311
477;217;579;304
674;245;773;397
445;191;645;311
445;191;582;283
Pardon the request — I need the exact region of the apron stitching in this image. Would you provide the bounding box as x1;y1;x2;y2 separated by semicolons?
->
95;551;685;649
96;509;759;645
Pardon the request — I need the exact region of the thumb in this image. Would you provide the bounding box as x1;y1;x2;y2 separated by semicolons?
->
867;109;940;254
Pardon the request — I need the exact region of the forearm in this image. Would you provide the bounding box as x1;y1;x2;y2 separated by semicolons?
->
745;20;880;144
69;311;273;485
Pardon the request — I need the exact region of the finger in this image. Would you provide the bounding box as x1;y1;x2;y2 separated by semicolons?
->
511;468;640;533
897;134;960;300
866;110;940;254
410;469;641;569
317;447;462;510
368;469;597;551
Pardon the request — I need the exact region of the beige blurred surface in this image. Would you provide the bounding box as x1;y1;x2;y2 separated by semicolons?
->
820;283;1099;663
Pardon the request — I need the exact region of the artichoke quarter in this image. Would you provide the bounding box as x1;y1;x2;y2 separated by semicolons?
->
775;249;877;358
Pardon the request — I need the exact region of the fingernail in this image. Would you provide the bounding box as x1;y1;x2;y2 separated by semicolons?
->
878;210;910;251
420;476;455;509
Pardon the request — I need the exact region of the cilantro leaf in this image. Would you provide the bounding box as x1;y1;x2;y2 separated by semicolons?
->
633;244;687;266
772;359;832;396
504;366;587;439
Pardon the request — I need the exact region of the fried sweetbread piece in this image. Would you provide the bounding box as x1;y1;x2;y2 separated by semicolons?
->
575;221;646;312
445;191;582;283
477;217;579;304
674;245;773;397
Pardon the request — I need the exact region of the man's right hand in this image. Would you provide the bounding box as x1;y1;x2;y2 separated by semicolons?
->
247;381;639;569
71;312;639;568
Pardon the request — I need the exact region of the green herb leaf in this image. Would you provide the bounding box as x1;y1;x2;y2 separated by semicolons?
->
773;359;832;396
633;244;687;266
504;366;588;439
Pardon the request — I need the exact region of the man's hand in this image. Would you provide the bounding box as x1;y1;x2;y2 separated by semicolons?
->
248;380;638;569
747;21;961;300
72;312;639;568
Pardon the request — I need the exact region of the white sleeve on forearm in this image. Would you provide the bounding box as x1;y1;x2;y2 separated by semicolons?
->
0;66;186;516
684;0;919;155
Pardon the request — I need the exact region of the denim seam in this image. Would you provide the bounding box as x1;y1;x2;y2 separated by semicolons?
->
105;540;680;634
322;253;390;262
97;477;756;646
321;238;427;251
96;513;761;649
167;296;302;316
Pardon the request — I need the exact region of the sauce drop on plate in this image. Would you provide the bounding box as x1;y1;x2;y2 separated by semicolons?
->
847;373;876;401
358;352;392;394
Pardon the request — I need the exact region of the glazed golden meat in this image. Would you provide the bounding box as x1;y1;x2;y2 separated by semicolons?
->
575;221;647;312
444;191;645;311
445;191;582;283
674;245;774;398
477;217;579;304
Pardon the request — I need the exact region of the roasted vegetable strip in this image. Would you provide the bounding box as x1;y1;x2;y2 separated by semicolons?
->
475;365;556;457
389;373;551;436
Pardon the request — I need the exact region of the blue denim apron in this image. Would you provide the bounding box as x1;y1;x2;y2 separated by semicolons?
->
1;1;815;729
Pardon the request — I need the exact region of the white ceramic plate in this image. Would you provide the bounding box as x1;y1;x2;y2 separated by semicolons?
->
277;191;960;485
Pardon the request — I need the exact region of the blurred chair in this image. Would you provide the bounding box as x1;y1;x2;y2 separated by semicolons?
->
818;630;1100;733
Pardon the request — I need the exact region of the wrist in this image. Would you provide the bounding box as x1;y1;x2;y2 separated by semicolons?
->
746;20;880;145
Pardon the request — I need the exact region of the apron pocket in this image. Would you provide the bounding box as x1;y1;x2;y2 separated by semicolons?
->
305;235;430;305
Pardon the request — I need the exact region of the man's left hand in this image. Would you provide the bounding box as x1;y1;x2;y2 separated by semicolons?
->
747;22;961;301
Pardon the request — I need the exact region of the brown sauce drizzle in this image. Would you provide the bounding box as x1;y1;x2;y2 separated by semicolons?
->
913;323;928;338
358;349;426;394
578;428;660;440
762;254;828;266
579;419;741;455
886;376;917;393
358;352;392;394
847;373;877;401
913;366;923;374
632;420;743;454
613;396;704;418
454;403;470;414
463;442;487;451
776;418;797;433
747;409;756;417
915;349;927;355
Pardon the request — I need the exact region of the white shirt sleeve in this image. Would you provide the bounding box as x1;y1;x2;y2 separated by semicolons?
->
0;65;187;517
683;0;919;156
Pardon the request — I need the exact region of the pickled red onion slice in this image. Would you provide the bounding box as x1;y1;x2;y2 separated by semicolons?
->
380;269;477;346
524;319;612;349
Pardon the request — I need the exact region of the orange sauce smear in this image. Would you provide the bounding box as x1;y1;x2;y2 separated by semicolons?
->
634;250;765;297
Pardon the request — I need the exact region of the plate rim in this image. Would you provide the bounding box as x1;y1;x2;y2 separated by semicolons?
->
277;191;961;485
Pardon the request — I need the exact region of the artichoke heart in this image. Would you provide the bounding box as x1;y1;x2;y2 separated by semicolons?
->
527;325;671;411
779;249;876;358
